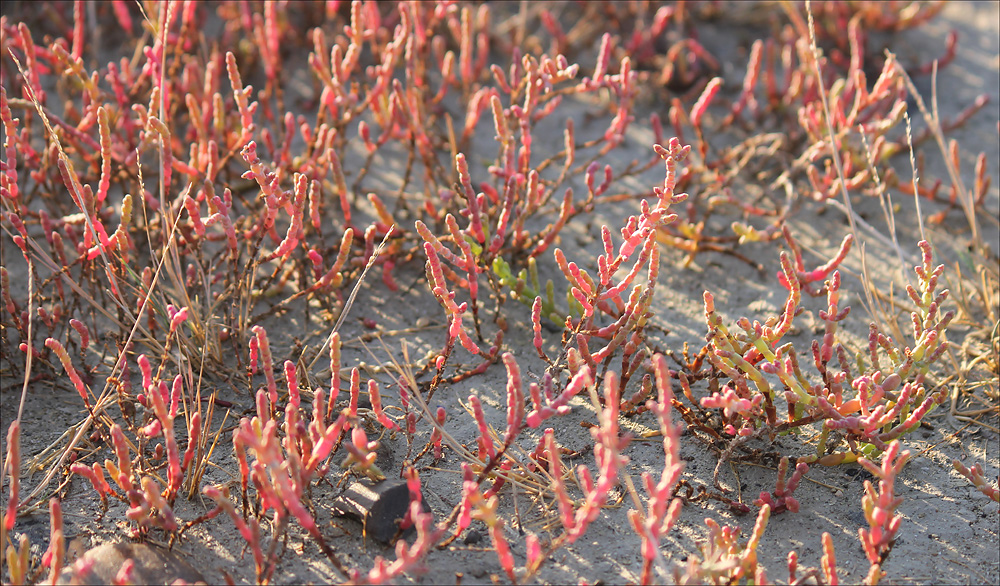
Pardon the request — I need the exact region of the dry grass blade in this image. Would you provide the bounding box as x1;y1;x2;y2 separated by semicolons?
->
20;200;184;507
903;111;929;244
306;225;396;372
891;55;982;250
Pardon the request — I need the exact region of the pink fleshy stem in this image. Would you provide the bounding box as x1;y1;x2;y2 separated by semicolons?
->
600;250;652;307
348;367;360;418
821;532;839;585
182;192;206;238
45;338;91;409
327;332;342;419
108;424;133;492
248;337;259;376
305;179;322;233
566;259;594;297
14;23;46;103
531;296;548;362
146;116;173;196
731;39;764;123
68;319;90;351
857;441;910;564
592;33;612;88
251;325;277;410
691;77;723;129
0;268;20;331
768;252;802;343
490;93;510;146
469;395;496;460
458;5;474;83
433;287;480;355
309;387;327;445
461;86;491;144
444;213;480;302
315;228;354;291
502;353;524;445
368;379;399;431
368;192;396;234
142;476;179;533
153;408;182;502
416;222;463;266
342;426;379;476
70;462;112;507
488;177;517;256
432;407;447;459
0;92;19;203
306;413;347;473
167;305;189;334
455;153;485;243
488;516;516;582
204;206;239;261
546;430;577;533
71;0;85;58
778;235;854;291
3;421;21;531
268;174;307;261
181;412;201;475
952;460;1000;502
42;498;64;585
95;107;112;203
526;366;592;428
473;5;491;80
567;376;630;543
456;463;479;538
232;428;250;511
226;51;257;145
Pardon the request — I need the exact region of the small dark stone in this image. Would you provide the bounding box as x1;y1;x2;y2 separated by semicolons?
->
463;529;483;545
57;542;205;585
332;479;432;544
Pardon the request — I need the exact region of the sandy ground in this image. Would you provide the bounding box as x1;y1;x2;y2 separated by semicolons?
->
2;2;998;585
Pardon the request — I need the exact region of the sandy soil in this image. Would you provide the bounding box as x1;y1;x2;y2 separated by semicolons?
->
2;2;998;585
